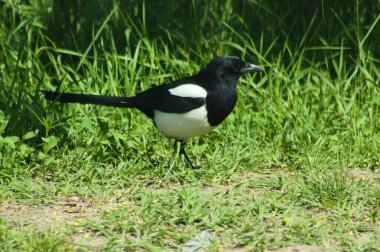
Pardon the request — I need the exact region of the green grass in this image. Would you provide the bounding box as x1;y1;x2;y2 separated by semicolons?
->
1;0;380;251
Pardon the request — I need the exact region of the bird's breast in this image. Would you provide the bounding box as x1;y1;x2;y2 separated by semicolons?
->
153;105;214;139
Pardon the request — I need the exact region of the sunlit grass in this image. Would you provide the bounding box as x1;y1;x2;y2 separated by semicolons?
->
0;1;380;251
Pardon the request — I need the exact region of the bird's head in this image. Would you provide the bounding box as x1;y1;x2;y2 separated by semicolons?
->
198;56;263;82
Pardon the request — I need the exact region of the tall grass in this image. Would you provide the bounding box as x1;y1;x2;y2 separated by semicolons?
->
0;0;379;173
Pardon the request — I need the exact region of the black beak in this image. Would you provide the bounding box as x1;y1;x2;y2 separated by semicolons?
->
240;63;263;74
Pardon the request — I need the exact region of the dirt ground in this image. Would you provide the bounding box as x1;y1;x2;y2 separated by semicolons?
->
0;196;111;249
1;197;337;251
0;168;379;251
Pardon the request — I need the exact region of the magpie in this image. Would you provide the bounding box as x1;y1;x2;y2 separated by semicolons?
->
44;56;263;168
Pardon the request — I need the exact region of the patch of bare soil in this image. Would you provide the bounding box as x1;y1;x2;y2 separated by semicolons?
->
0;197;97;230
221;243;335;252
202;168;289;196
267;244;332;252
266;231;378;252
348;168;380;184
0;196;115;249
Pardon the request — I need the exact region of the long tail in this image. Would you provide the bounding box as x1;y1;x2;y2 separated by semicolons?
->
44;91;133;108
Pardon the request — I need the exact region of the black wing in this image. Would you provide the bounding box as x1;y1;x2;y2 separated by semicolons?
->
129;83;205;115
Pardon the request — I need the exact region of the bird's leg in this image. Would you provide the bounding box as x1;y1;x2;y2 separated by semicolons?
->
177;139;195;169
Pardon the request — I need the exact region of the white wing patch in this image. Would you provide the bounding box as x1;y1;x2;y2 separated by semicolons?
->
168;84;207;98
154;105;213;139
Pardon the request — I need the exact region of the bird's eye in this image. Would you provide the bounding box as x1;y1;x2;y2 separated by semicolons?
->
232;62;240;73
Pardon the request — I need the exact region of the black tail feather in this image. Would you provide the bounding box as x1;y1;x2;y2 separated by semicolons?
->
44;91;132;108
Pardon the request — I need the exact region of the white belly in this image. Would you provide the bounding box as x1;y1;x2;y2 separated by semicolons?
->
153;105;214;139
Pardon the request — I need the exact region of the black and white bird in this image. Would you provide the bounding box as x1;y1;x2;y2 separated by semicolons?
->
44;56;263;168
